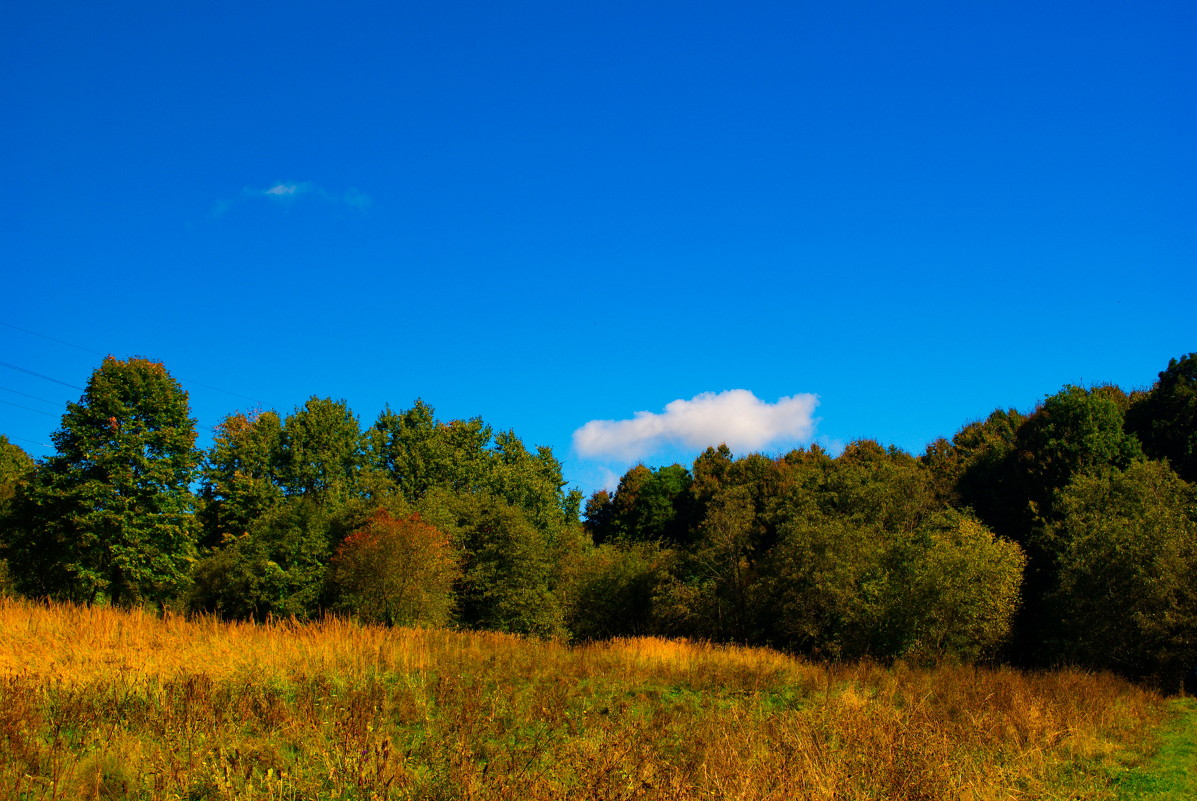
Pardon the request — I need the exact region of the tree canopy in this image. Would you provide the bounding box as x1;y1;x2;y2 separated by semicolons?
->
3;351;1196;686
4;357;201;604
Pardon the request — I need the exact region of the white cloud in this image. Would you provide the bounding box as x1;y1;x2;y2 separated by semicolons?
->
263;182;310;197
573;390;819;462
211;182;370;218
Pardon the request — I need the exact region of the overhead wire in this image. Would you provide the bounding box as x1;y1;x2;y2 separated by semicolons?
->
2;320;269;455
0;361;83;390
0;321;104;356
0;385;61;405
2;433;54;450
1;321;262;405
0;399;58;417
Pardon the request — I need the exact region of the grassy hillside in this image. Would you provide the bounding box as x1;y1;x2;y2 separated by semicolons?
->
0;598;1175;800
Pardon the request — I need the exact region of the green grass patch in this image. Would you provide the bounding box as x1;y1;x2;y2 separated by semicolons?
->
1115;698;1197;800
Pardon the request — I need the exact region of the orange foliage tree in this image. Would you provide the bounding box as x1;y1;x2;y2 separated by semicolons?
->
331;510;460;627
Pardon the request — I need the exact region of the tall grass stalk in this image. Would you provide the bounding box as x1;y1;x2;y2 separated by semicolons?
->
0;598;1168;800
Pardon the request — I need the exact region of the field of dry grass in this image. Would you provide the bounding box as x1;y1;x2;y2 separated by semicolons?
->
0;597;1171;800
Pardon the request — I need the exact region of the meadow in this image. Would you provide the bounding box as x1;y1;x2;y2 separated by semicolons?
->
0;598;1178;800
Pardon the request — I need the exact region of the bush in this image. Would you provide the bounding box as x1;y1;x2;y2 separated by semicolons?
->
331;510;460;627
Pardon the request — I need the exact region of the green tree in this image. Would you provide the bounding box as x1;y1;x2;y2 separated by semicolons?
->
198;409;284;547
564;540;667;641
278;397;364;499
1008;386;1145;662
944;408;1026;538
880;512;1025;663
756;516;887;658
486;430;581;532
1127;353;1197;483
367;401;441;501
597;463;693;544
7;357;201;604
772;445;834;524
0;435;34;507
369;401;580;534
582;489;615;542
0;436;36;595
331;509;460;627
1015;385;1144;521
419;490;565;637
367;402;489;500
1045;461;1197;687
821;440;938;534
654;486;756;641
188;496;338;620
688;444;734;523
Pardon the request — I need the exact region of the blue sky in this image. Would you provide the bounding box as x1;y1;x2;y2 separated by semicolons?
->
2;1;1193;495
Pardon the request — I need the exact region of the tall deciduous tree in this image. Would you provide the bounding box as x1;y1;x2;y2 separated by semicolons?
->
8;357;201;604
1015;385;1144;522
198;409;284;547
278;397;364;499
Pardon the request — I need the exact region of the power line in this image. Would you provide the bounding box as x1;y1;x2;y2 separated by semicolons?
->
2;321;262;405
0;398;58;417
0;321;104;355
0;362;83;390
2;433;53;450
0;385;61;405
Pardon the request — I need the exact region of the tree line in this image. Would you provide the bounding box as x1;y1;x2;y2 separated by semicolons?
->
1;354;1195;688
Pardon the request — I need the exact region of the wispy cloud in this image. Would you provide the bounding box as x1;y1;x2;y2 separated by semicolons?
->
212;182;371;217
573;389;819;463
263;182;311;198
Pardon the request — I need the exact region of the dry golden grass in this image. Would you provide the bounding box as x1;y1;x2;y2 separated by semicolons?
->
0;597;1168;800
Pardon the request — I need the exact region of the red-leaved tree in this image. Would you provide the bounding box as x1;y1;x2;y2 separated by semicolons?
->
331;510;460;627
